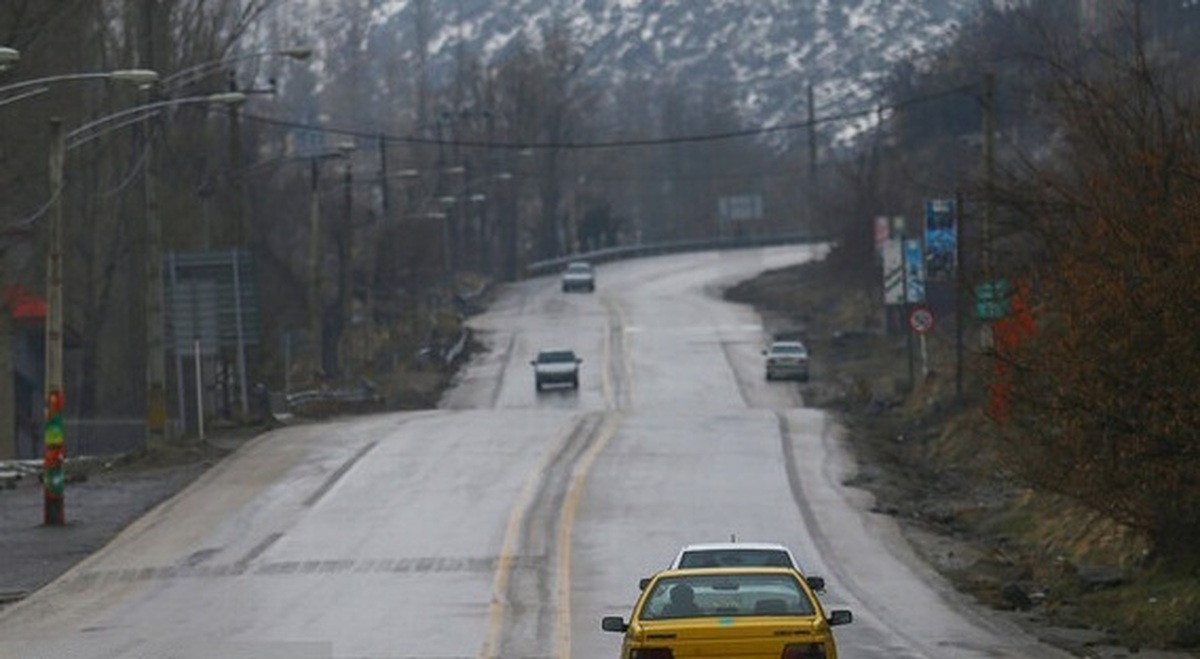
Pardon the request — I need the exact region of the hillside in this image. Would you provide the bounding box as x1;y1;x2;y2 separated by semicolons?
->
288;0;978;144
725;258;1200;656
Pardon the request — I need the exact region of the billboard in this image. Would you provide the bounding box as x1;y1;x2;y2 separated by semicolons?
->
874;216;890;259
924;199;957;281
883;239;905;305
904;238;926;303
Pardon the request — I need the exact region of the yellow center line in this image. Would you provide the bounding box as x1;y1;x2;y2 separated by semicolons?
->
600;295;616;409
554;413;621;659
478;431;562;659
600;295;634;409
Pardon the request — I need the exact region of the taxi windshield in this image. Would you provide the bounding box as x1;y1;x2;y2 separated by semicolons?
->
641;573;815;620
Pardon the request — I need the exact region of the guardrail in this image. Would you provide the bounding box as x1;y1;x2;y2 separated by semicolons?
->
523;232;828;277
279;381;384;419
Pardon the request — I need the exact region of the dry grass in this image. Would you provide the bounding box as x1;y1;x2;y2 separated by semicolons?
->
729;257;1200;653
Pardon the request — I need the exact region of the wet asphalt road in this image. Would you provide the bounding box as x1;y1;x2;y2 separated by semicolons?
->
0;246;1075;658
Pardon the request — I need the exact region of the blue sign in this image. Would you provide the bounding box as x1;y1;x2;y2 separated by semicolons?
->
924;199;957;281
903;239;925;303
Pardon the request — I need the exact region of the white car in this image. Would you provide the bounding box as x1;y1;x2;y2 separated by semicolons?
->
763;340;810;382
649;541;826;592
561;261;595;292
530;349;582;391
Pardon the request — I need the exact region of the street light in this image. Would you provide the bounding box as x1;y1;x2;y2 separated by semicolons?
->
160;47;312;95
0;47;20;70
65;92;245;147
156;49;310;265
228;148;348;385
42;91;244;525
0;69;158;109
0;64;158;463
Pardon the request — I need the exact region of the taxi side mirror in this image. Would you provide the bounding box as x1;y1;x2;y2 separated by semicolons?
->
828;609;853;626
601;616;628;632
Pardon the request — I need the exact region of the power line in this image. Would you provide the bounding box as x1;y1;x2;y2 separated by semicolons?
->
239;82;980;153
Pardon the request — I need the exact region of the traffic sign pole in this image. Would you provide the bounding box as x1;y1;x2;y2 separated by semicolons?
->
908;306;935;384
920;333;929;380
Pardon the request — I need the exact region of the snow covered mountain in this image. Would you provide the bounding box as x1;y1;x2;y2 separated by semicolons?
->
284;0;984;144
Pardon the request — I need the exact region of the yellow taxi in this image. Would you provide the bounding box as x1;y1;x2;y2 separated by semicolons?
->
601;567;852;659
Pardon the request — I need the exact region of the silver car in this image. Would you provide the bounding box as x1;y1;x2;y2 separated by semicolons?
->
763;340;809;382
561;261;595;292
530;349;582;391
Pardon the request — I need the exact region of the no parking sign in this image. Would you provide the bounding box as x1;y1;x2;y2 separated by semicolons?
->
908;305;935;334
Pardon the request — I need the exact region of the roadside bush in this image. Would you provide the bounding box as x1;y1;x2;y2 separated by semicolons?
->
990;24;1200;561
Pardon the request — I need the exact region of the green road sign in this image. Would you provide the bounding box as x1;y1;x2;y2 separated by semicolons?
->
975;279;1011;319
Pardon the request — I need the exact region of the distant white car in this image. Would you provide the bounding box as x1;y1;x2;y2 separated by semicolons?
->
561;261;596;293
646;541;825;592
530;349;582;391
669;542;799;570
763;340;810;382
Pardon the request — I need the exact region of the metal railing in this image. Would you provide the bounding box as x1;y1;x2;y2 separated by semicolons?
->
523;231;827;277
7;418;146;460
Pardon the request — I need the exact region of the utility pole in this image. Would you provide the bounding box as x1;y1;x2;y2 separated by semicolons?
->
145;119;168;442
308;159;323;380
378;133;390;219
955;190;966;398
0;297;13;461
228;75;245;245
807;83;818;230
227;76;249;418
142;0;168;442
44;118;66;525
981;72;996;350
982;71;995;284
338;152;353;378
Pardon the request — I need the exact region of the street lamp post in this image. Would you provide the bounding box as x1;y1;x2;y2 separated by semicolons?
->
44;119;65;525
0;64;157;464
143;117;168;444
437;195;458;280
333;141;356;378
231;147;347;386
135;93;247;444
1;66;159;521
158;48;311;96
40;92;244;524
304;146;354;380
0;69;158;109
156;49;309;413
441;165;466;279
309;159;323;379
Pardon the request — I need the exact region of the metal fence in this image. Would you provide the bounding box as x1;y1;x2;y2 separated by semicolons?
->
12;418;146;460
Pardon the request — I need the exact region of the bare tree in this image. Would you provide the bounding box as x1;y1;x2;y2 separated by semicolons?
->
986;6;1200;559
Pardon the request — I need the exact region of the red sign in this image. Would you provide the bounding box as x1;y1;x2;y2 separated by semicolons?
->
908;306;935;334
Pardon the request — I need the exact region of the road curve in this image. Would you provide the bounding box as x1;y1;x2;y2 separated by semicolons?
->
0;246;1071;659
